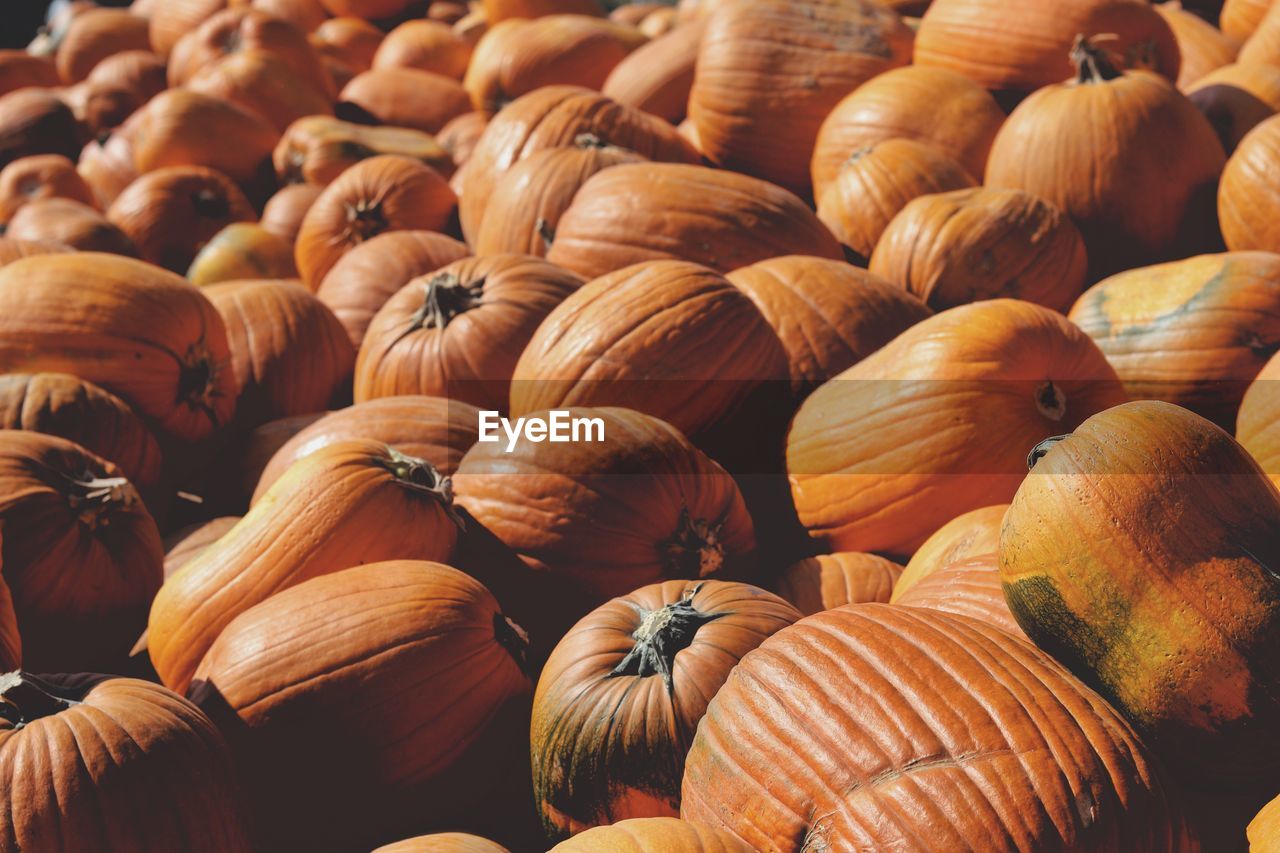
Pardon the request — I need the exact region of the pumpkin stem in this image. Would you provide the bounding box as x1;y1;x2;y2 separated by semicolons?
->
1071;34;1123;84
608;583;725;692
1035;380;1067;421
403;272;485;335
61;470;138;530
493;613;531;676
343;198;388;244
573;133;609;149
177;342;223;427
1027;435;1069;470
0;672;77;727
378;446;466;530
536;217;555;249
660;509;726;580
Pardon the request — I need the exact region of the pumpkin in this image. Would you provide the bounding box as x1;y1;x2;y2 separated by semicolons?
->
1240;0;1280;68
985;37;1226;279
148;0;228;58
338;68;471;135
107;166;256;273
0;252;236;443
725;255;932;399
252;395;481;503
546;163;842;279
771;552;902;616
1001;400;1280;787
679;605;1189;850
356;255;582;410
787;299;1127;557
1224;0;1273;41
188;49;333;135
464;16;646;114
6;198;136;256
456;86;697;243
0;373;163;490
601;19;704;124
531;580;799;837
687;0;914;196
205;279;354;427
437;111;489;170
811;66;1005;199
0;89;83;169
1239;351;1280;486
816;138;977;261
892;503;1007;601
317;0;417;18
0;672;251;852
274;116;452;187
1188;62;1280;153
1221;114;1280;252
510;262;789;451
54;8;151;84
894;552;1026;640
77;50;167;135
310;16;384;75
454;406;755;603
374;834;510;853
868;187;1089;314
482;0;605;22
260;182;322;243
473;137;645;259
316;230;470;347
1069;252;1280;429
549;818;751;852
189;560;530;849
0;431;162;671
233;412;326;501
373;20;473;79
167;7;333;96
163;516;239;578
232;0;329;33
186;223;298;285
610;4;668;26
295;155;456;289
124;89;278;187
1249;794;1280;851
914;0;1181;94
148;438;462;692
0;237;70;268
77;128;138;208
0;51;59;97
1156;1;1240;91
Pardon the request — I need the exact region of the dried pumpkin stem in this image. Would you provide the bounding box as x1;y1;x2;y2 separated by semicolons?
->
1071;34;1123;84
573;133;609;149
1035;380;1067;421
404;272;485;335
62;471;138;529
378;446;466;530
177;343;222;426
1027;435;1069;471
343;198;388;244
0;672;77;727
660;508;726;579
608;584;725;692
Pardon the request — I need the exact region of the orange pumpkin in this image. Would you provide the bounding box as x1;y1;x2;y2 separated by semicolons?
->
163;516;240;578
6;198;136;256
231;412;325;502
339;67;471;134
274;116;453;187
771;552;903;615
77;128;139;208
187;49;333;134
1239;350;1280;486
1240;0;1280;68
54;7;151;84
1156;1;1240;91
0;88;84;169
549;819;751;852
260;182;322;243
1224;0;1273;41
892;503;1007;600
124;89;278;186
482;0;605;22
231;0;329;33
168;6;333;96
894;552;1026;640
186;223;298;285
148;0;228;58
373;19;473;79
601;19;704;124
1221;114;1280;252
77;50;167;135
1188;62;1280;152
437;110;489;170
375;834;509;853
0;51;59;98
0;237;70;268
1249;793;1280;851
310;16;384;75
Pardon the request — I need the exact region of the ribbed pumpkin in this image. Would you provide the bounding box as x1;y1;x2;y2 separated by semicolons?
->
163;516;239;578
816;138;977;261
437;111;489;170
687;0;914;195
0;431;162;671
0;51;59;97
482;0;605;22
372;20;473;78
454;407;755;603
510;262;789;450
6;198;136;256
206;279;355;427
0;373;162;490
1249;794;1280;851
0;252;235;443
1224;0;1273;41
914;0;1180;93
316;230;470;348
811;66;1004;198
167;7;332;95
474;137;645;258
77;50;168;136
356;255;582;411
339;67;471;134
186;223;298;286
1001;400;1280;787
1188;62;1280;153
190;561;530;850
149;439;462;692
0;236;70;268
309;16;383;76
54;7;151;84
1068;252;1280;429
0;154;95;223
726;255;931;399
549;818;752;852
601;19;704;124
985;38;1226;279
260;182;322;243
1239;351;1280;486
252;396;481;503
1221;114;1280;252
1240;0;1280;68
188;49;333;135
1156;1;1240;91
531;580;799;838
0;673;251;852
869;187;1089;313
295;155;456;289
771;552;902;615
0;88;83;169
680;605;1190;850
787;299;1127;556
894;552;1026;640
892;503;1007;601
273;116;452;187
148;0;228;58
374;834;509;853
456;86;697;243
77;128;138;208
546;163;843;279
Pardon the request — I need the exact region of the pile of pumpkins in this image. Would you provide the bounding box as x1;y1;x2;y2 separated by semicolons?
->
1;0;1280;849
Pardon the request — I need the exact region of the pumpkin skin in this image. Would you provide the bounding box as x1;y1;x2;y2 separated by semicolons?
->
1249;794;1280;851
811;66;1005;199
260;182;322;244
0;52;59;98
374;834;509;853
233;0;329;34
1068;252;1280;430
356;255;583;411
0;252;235;443
771;552;902;616
163;516;239;578
0;431;162;672
253;395;481;503
894;552;1027;640
892;503;1007;601
73;50;168;136
1224;0;1273;41
77;128;139;209
373;20;473;79
510;262;789;450
188;49;334;135
457;85;698;243
687;0;915;196
985;44;1226;280
602;19;704;124
190;560;530;850
149;438;462;693
295;155;457;290
0;88;84;169
273;115;453;187
310;17;384;77
339;67;471;135
679;605;1190;851
167;7;333;96
482;0;605;22
438;111;489;170
1239;351;1280;486
786;299;1127;557
6;198;137;256
1001;400;1280;788
0;373;163;490
1221;114;1280;252
124;89;277;187
54;7;151;84
0;237;70;268
454;407;755;603
1240;0;1280;68
1188;62;1280;153
205;279;355;427
726;255;932;399
474;139;645;259
868;187;1089;314
1156;1;1240;91
531;580;799;838
148;0;228;58
546;163;843;280
186;223;298;286
914;0;1181;94
0;673;251;853
0;154;95;223
549;818;752;853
